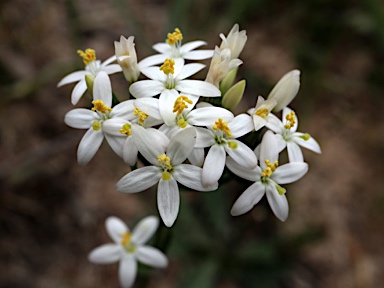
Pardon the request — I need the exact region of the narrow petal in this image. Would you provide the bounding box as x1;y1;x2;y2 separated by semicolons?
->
140;66;167;81
102;118;129;136
176;80;221;97
71;79;87;105
287;142;304;162
93;71;112;107
77;128;104;165
272;162;308;184
177;63;205;80
110;100;136;119
116;166;162;193
173;164;218;191
119;256;137;288
64;109;96;129
259;130;278;170
106;216;129;244
266;183;289;222
138;54;168;69
252;115;267;131
226;156;261;182
158;177;179;227
225;140;257;169
131;216;159;245
123;136;138;166
202;145;226;187
180;41;207;53
275;134;287;153
293;133;322;154
129;80;165;98
105;134;125;158
134;98;162;120
188;147;204;167
136;246;168;268
57;70;86;87
229;114;254;138
188;107;234;126
88;244;121;264
101;55;117;66
167;127;196;165
265;114;283;133
230;182;265;216
195;127;215;148
159;89;180;126
102;64;122;75
152;43;172;54
183;50;214;60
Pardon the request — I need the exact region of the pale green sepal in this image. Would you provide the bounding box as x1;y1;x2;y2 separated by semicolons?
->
219;66;238;95
222;79;246;111
85;74;94;96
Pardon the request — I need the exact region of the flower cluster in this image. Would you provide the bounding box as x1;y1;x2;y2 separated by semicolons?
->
58;24;321;287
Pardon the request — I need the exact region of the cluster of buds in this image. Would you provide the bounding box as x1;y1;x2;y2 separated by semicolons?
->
58;24;321;288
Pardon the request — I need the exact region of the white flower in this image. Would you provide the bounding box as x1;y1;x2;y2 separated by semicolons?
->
64;71;134;165
267;70;300;112
205;47;243;87
247;95;278;131
116;126;218;227
138;28;213;68
88;216;167;288
219;23;247;59
227;130;308;221
195;114;256;187
130;58;221;99
115;36;140;83
266;107;321;162
57;49;122;105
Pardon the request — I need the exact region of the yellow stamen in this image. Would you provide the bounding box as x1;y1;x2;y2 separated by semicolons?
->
158;154;172;170
177;118;188;128
120;231;131;246
255;108;269;118
261;159;279;177
134;108;148;126
77;48;96;65
160;58;175;75
212;118;232;138
166;28;183;45
119;123;132;136
173;96;193;116
162;171;171;180
284;111;296;129
228;141;238;149
92;121;101;131
92;100;112;114
300;133;311;141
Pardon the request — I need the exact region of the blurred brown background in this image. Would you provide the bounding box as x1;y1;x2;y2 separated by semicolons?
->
1;0;384;287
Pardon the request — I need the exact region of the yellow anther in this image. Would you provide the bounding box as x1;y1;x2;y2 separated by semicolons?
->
300;133;311;141
120;231;131;246
212;118;232;138
162;171;171;180
261;159;279;177
166;28;183;45
119;123;132;136
276;184;287;195
92;121;101;131
77;48;96;65
255;108;269;118
158;154;172;170
177;118;188;128
160;58;175;75
261;167;273;177
92;100;112;114
284;111;296;129
173;96;193;116
228;141;238;149
134;108;148;126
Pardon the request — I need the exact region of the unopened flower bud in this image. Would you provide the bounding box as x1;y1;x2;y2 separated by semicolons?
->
115;36;140;83
220;67;238;95
220;24;247;59
85;74;94;96
222;80;246;111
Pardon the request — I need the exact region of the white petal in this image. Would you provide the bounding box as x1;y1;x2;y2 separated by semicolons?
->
119;256;137;288
143;127;170;152
195;127;215;148
123;136;139;166
64;109;96;129
71;79;87;105
293;133;322;154
77;128;104;165
272;162;308;184
116;166;161;193
106;216;129;244
105;134;125;158
202;145;226;187
111;100;136;119
136;246;168;268
131;216;159;245
176;80;221;97
287;142;304;162
265;113;283;133
225;140;257;169
57;70;86;87
140;66;167;81
129;80;165;98
159;89;180;126
93;71;112;107
275;134;287;153
187;147;204;167
183;50;214;60
173;164;218;191
252;115;267;131
167;127;196;165
230;182;265;216
134;98;162;120
152;43;171;54
259;130;278;169
102;118;129;136
225;156;261;182
188;107;234;126
228;114;254;138
158;177;179;227
101;55;117;66
177;63;205;80
102;64;122;75
266;183;289;222
180;41;207;53
138;54;168;69
88;244;121;264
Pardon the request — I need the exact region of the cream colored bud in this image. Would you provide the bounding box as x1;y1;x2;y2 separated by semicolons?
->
222;80;246;111
219;24;247;59
267;70;300;112
114;36;140;83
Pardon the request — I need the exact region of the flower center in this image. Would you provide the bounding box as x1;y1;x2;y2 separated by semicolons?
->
261;159;279;178
284;111;296;129
120;123;132;136
166;28;183;45
92;121;101;131
160;58;175;75
92;100;112;114
158;154;173;180
173;95;192;116
77;48;96;65
120;231;136;253
255;108;269;118
213;118;232;138
134;108;148;126
176;116;188;128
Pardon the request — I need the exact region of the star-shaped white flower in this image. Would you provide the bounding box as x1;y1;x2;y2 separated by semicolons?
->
266;107;321;162
227;130;308;221
88;216;168;288
138;28;213;68
247;95;278;131
64;71;134;165
116;126;218;227
219;23;247;59
58;49;122;105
